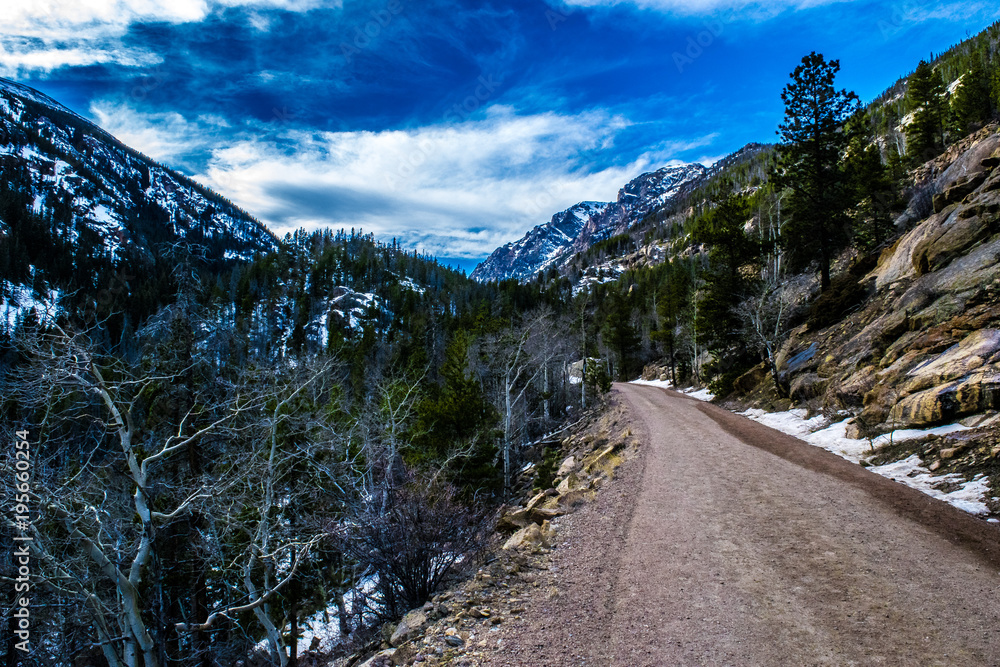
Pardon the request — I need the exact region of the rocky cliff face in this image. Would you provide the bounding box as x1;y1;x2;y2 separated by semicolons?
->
472;164;707;283
747;126;1000;486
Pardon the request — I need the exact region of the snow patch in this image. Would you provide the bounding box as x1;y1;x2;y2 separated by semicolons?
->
1;282;61;328
870;455;990;515
630;379;674;389
735;408;989;516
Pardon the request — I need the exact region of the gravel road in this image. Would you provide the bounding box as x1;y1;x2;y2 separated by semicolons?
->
481;383;1000;666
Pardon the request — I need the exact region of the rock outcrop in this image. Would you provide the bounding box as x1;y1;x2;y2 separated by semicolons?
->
768;125;1000;436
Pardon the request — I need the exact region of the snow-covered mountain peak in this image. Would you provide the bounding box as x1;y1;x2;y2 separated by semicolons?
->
472;163;707;284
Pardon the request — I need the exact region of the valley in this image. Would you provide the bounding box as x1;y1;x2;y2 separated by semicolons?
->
2;10;1000;667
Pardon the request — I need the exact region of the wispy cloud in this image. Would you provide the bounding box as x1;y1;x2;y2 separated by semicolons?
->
0;0;332;76
95;101;707;258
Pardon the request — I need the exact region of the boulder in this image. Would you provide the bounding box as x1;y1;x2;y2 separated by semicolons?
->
525;489;557;512
733;361;768;394
834;366;877;407
907;294;967;331
779;342;819;376
790;373;829;402
912;210;992;275
903;329;1000;393
931;171;989;213
889;382;959;427
526;506;565;523
954;371;1000;415
890;371;1000;427
935;132;1000;193
556;472;580;495
496;508;532;533
556;455;577;478
389;610;427;647
902;236;1000;301
876;169;998;290
875;310;910;347
875;209;949;289
502;520;557;551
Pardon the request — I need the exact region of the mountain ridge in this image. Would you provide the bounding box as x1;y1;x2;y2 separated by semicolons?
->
472;163;707;283
0;76;277;264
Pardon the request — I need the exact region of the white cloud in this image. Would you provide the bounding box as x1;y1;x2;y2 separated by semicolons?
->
90;101;208;165
0;0;332;76
93;102;712;258
1;0;326;29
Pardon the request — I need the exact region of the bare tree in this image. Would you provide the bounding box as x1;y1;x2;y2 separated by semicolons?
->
736;190;797;397
736;282;795;397
9;324;246;667
481;309;561;494
175;358;352;667
8;325;350;667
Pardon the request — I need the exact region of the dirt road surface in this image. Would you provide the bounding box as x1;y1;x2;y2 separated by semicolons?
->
482;383;1000;666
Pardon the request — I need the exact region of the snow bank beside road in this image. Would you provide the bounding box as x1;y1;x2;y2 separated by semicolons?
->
628;380;994;517
736;409;990;517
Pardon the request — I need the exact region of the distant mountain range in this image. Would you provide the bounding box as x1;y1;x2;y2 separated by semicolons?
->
471;164;707;283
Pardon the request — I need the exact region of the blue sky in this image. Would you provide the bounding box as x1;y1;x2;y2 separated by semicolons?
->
2;1;999;271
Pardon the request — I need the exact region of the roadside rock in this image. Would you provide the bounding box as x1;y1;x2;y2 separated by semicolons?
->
502;520;557;551
890;370;1000;427
496;508;532;533
903;329;1000;393
931;170;990;213
390;610;428;647
790;373;829;402
556;455;578;477
556;472;581;495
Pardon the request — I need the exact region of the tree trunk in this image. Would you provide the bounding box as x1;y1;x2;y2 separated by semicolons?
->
543;364;550;423
504;375;512;494
669;336;676;386
288;564;299;667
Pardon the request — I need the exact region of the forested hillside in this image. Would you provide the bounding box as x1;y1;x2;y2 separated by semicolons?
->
507;19;1000;399
0;79;592;666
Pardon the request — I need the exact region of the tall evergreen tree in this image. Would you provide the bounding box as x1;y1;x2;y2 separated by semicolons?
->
602;293;641;381
844;113;896;252
906;60;947;164
951;56;993;134
776;52;859;291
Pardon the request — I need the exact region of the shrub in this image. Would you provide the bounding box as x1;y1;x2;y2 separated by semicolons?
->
337;475;491;622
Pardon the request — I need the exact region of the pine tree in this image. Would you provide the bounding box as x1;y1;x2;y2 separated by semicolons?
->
951;57;993;134
602;293;640;381
849;144;895;251
906;60;946;164
844;113;896;252
776;52;859;291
